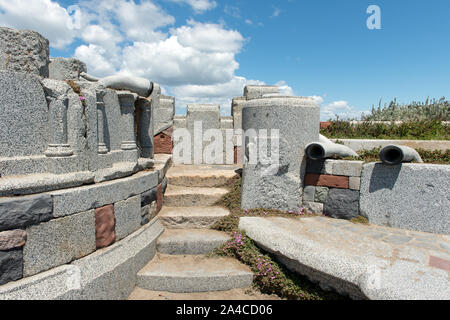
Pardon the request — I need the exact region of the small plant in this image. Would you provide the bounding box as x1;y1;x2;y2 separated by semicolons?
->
211;176;346;300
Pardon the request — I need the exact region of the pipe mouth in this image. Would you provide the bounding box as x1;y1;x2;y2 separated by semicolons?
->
306;144;325;160
379;146;403;165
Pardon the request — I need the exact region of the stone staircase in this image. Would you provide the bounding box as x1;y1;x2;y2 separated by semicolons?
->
129;165;255;300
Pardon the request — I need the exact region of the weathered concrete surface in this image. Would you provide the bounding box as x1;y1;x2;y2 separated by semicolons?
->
129;287;280;300
239;216;450;300
0;27;49;77
0;219;164;300
23;210;96;277
0;70;49;158
114;196;142;241
244;85;280;100
241;97;319;211
360;163;450;235
167;165;239;187
49;58;87;80
163;186;228;207
157;229;230;255
137;254;253;293
159;207;229;229
50;170;158;218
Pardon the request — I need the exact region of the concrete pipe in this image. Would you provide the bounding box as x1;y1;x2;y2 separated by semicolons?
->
80;73;153;97
305;135;358;160
378;145;423;165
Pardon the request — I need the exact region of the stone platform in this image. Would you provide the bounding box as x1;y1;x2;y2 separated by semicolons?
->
239;216;450;300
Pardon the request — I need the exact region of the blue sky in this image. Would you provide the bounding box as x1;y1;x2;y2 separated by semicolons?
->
1;0;449;119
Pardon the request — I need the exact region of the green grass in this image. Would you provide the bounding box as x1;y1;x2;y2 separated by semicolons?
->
340;147;450;164
320;119;449;140
210;176;346;300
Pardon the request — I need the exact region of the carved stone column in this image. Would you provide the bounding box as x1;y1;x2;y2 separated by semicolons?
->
96;89;108;154
45;94;74;157
118;92;138;151
137;97;154;159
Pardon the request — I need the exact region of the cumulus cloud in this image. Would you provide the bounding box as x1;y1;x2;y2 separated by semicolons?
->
0;0;81;49
0;0;297;114
168;0;217;13
171;76;265;114
319;100;367;121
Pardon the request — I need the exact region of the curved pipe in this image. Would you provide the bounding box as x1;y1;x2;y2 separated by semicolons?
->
305;142;358;160
80;73;153;97
306;134;358;160
379;145;423;165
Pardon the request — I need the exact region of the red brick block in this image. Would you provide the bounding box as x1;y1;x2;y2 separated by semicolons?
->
305;174;349;189
154;127;173;154
320;121;332;130
95;205;116;249
156;184;163;214
429;256;450;272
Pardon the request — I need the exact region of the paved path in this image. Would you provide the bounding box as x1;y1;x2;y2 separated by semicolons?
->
239;216;450;300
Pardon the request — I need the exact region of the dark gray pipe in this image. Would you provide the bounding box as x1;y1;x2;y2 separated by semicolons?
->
378;145;423;165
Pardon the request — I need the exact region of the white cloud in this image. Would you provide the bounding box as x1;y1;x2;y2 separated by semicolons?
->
114;0;174;42
74;44;118;77
173;20;244;53
0;0;80;49
120;21;244;86
171;76;265;114
271;8;281;18
275;81;295;96
168;0;217;13
319;100;367;121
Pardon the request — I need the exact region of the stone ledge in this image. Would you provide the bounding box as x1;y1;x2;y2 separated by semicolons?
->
239;217;450;300
0;218;164;300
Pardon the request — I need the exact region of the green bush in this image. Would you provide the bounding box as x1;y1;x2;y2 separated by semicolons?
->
320;120;449;140
362;97;449;121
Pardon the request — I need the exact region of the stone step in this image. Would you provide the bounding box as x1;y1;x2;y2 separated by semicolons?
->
128;287;281;300
159;206;229;229
163;186;228;207
136;254;254;293
166;165;239;187
157;229;231;255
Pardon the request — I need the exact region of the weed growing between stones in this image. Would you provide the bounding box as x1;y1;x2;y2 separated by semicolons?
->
211;175;346;300
350;215;370;225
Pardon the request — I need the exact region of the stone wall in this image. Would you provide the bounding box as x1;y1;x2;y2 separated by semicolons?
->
0;27;174;297
0;155;171;288
303;159;363;218
304;158;450;236
360;163;449;235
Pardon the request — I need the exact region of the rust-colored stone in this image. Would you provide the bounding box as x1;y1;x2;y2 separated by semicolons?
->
156;184;163;214
0;229;27;251
95;205;116;249
429;256;450;272
234;146;238;165
154;127;173;154
320;121;332;130
305;174;349;189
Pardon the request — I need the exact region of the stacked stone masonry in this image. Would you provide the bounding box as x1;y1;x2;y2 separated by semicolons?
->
0;162;171;287
304;159;363;219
